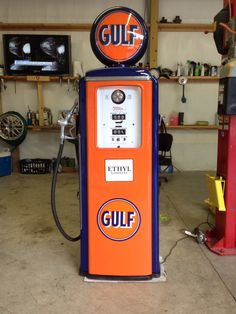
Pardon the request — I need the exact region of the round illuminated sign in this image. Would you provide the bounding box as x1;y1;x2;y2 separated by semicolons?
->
90;7;148;66
97;198;141;241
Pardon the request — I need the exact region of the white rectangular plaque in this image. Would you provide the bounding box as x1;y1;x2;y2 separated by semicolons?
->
105;159;133;182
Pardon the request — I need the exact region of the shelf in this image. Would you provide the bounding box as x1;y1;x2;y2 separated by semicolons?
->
28;125;219;132
0;75;78;82
159;76;219;82
167;125;218;130
27;125;60;131
158;23;215;33
0;22;215;33
1;75;218;83
0;22;91;31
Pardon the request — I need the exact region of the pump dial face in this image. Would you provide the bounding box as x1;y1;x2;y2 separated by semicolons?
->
111;89;126;104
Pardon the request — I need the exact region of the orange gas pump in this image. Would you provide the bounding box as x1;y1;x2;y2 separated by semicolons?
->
51;7;161;280
79;7;160;280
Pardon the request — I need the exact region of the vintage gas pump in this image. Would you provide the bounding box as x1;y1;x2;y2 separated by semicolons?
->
77;7;160;280
51;6;160;280
206;0;236;255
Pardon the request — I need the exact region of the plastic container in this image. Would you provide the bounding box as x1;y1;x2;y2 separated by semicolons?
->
20;159;51;174
0;151;11;176
169;114;179;126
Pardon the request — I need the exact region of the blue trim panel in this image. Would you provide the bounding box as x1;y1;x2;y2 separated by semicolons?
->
152;76;160;274
86;67;151;78
90;6;148;67
79;77;88;273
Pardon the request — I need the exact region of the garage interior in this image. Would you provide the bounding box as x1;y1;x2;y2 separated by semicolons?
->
1;0;236;313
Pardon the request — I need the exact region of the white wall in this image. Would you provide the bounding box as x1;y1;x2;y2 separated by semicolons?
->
0;0;223;170
158;0;223;170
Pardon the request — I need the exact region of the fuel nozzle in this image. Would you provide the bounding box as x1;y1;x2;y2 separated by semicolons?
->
58;99;79;143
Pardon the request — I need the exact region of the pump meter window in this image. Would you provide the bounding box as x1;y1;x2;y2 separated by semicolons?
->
97;86;141;148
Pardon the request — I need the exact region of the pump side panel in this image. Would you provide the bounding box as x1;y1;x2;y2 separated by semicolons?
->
86;80;153;277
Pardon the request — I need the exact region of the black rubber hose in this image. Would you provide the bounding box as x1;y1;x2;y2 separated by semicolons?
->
51;141;80;242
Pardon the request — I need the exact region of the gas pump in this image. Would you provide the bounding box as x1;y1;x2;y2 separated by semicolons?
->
52;7;161;280
206;0;236;255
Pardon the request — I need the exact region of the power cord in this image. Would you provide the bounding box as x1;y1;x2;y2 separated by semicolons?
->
160;235;188;264
161;187;235;302
196;212;214;229
161;212;214;264
161;227;236;302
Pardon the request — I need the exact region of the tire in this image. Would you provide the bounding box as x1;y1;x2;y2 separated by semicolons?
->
0;111;28;147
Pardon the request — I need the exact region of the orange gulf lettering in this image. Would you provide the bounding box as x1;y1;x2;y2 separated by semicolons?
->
86;80;153;276
96;12;144;62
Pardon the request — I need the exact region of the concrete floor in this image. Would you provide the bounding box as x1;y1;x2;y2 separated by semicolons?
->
0;172;236;314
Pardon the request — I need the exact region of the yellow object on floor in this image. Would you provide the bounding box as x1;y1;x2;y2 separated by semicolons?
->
205;175;226;212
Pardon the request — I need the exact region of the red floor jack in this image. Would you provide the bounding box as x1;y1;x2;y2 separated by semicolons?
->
206;0;236;255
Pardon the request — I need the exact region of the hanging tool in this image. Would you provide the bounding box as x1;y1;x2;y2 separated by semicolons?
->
67;77;70;92
1;78;7;91
178;76;188;103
